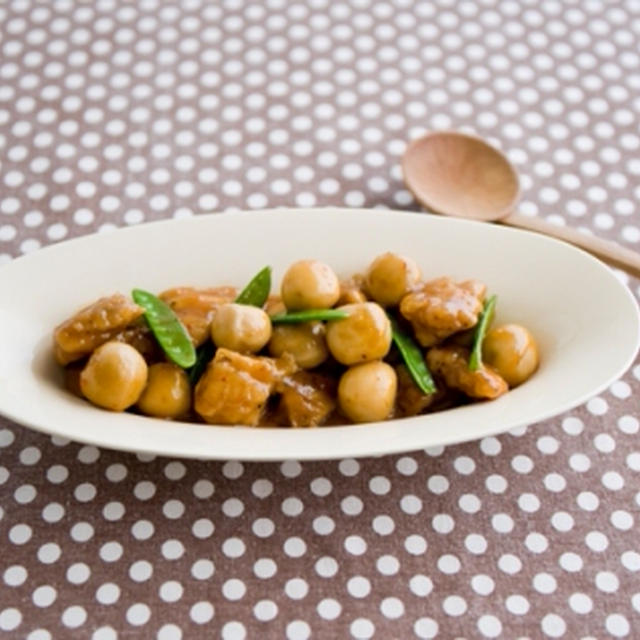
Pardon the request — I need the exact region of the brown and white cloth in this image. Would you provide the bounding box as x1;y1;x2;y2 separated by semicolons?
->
1;1;639;638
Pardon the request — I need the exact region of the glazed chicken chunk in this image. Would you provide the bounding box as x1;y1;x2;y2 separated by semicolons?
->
400;277;486;347
394;365;438;417
159;286;237;347
426;345;508;400
54;293;144;365
194;348;296;426
276;371;336;428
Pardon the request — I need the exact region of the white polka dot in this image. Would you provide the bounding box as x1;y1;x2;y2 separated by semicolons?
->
347;576;371;598
485;474;508;493
541;613;566;637
283;537;306;558
499;553;523;575
250;518;273;538
222;538;245;559
518;493;541;513
96;583;120;605
536;436;560;455
280;460;302;478
221;622;246;640
134;481;156;500
253;558;277;579
469;573;494;596
251;600;276;623
128;519;153;541
339;458;360;476
162;540;185;560
414;617;439;639
432;514;454;534
479;437;501;455
602;471;624;490
315;556;339;578
551;511;574;532
3;565;27;587
62;606;87;629
437;554;461;574
606;614;630;638
66;563;91;585
340;495;363;516
568;592;592;615
0;608;22;631
9;524;32;545
37;542;61;564
99;542;123;562
585;531;609;553
569;453;591;472
621;551;640;572
380;597;404;620
372;514;395;535
33;585;57;607
618;415;639;434
222;498;245;518
587;396;608;415
191;560;214;581
126;604;151;626
427;475;449;494
193;480;214;499
611;510;634;530
453;456;476;474
158;580;183;603
559;551;583;572
458;494;481;514
465;533;488;555
512;454;534;473
317;598;341;621
595;571;620;593
505;594;530;615
222;579;246;601
404;534;427;555
442;595;467;616
396;456;418;475
577;491;599;511
477;615;502;638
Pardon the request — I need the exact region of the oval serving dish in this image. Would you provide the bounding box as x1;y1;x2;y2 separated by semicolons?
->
0;208;638;460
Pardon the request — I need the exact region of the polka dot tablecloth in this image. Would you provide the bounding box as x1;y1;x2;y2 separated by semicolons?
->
1;0;640;638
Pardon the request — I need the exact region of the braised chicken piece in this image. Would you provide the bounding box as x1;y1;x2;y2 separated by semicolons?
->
276;370;336;428
159;286;237;347
53;293;144;365
337;274;368;305
394;365;438;417
114;319;164;362
194;348;297;426
426;345;508;400
400;277;486;347
264;294;286;316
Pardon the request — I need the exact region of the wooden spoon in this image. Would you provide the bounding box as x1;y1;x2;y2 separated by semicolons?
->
402;130;640;279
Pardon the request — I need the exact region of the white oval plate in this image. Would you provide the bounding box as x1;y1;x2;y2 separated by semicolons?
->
1;208;638;460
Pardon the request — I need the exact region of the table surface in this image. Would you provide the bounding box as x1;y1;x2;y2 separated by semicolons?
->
1;1;640;639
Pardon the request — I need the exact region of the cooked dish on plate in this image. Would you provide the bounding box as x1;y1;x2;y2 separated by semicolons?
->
53;252;539;427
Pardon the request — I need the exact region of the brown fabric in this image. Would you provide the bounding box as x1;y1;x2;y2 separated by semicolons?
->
1;1;640;638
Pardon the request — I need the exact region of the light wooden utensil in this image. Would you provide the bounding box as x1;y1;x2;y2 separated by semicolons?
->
402;130;640;279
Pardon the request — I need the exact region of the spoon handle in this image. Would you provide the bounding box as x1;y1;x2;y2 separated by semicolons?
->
503;212;640;280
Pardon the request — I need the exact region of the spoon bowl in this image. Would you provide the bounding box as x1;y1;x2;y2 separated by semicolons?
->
402;131;520;222
402;130;640;279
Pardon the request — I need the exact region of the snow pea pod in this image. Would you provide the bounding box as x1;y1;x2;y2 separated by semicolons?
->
389;316;436;394
235;266;272;307
132;289;197;368
188;340;215;385
469;294;497;371
270;309;349;324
